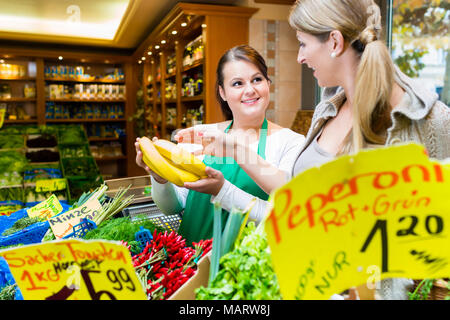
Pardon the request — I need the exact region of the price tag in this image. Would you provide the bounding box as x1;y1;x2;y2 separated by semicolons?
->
27;194;63;220
265;143;450;300
0;239;147;300
0;107;5;128
48;198;102;239
35;179;67;192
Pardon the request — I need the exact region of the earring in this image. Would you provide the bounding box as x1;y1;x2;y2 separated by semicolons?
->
330;52;337;58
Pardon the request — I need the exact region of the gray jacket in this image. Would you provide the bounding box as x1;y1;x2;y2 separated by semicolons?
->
291;67;449;300
290;66;450;180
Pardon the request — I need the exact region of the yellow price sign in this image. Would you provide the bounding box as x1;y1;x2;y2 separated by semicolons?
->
27;194;63;220
0;107;5;128
0;239;147;300
35;179;67;193
265;143;450;300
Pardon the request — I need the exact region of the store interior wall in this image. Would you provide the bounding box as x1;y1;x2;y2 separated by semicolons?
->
245;0;308;128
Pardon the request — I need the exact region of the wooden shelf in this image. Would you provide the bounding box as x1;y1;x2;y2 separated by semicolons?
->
88;137;122;142
182;59;203;72
181;95;203;102
3;119;38;123
94;155;127;161
45;118;126;123
0;77;36;81
44;77;125;84
46;98;125;103
165;72;176;79
166;98;177;104
0;97;36;102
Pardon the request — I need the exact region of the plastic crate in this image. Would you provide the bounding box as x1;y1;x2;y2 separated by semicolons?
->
0;221;50;248
0;185;24;203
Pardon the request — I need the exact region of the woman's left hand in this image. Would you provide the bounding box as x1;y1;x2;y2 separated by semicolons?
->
183;166;225;196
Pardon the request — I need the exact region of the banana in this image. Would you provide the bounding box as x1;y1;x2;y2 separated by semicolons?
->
138;137;200;187
153;139;207;178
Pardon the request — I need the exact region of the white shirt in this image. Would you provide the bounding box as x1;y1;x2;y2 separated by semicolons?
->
151;125;305;224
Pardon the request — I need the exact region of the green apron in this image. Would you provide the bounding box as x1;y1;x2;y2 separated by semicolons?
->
180;118;270;245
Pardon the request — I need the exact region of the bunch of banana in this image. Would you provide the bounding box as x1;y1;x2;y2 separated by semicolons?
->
139;137;207;187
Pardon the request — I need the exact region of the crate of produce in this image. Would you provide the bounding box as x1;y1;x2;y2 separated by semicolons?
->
0;201;24;217
23;182;68;205
23;164;63;183
25;147;60;163
0;150;29;186
61;156;100;179
26;133;58;148
0;220;50;248
59;144;91;159
66;175;104;204
0;134;26;151
0;185;24;203
57;125;88;146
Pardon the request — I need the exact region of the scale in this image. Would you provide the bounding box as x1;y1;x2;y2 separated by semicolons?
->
105;175;182;232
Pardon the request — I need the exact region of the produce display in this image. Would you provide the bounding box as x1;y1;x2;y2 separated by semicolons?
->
139;137;206;187
196;222;282;300
0;134;24;150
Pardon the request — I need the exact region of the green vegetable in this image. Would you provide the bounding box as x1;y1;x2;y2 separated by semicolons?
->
1;216;42;237
83;216;164;255
196;222;282;300
209;202;222;286
408;279;435;300
0;284;17;300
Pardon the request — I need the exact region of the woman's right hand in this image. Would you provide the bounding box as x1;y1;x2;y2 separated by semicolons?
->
135;137;168;184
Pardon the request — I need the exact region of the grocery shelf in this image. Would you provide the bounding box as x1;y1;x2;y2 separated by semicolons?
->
44;77;125;84
46;98;125;103
45;118;126;123
0;77;36;81
0;98;36;102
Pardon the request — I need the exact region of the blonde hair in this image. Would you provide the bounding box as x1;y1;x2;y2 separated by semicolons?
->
289;0;395;154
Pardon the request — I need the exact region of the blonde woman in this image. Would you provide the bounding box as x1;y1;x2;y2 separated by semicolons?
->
288;0;449;300
182;0;449;299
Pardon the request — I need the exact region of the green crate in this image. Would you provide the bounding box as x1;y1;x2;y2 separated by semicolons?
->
0;185;24;203
59;144;91;159
66;175;104;204
61;156;100;179
57;124;88;146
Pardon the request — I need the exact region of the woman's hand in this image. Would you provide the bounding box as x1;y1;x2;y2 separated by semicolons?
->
183;166;225;196
135;137;168;184
175;127;242;159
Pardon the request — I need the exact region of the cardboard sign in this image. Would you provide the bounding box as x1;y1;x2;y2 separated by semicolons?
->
265;143;450;300
0;239;147;300
27;194;63;220
49;198;102;239
35;179;67;192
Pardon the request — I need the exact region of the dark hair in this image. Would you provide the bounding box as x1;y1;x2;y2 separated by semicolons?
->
215;45;271;120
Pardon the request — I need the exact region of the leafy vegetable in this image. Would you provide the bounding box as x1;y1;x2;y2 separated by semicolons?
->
0;284;17;300
196;222;282;300
1;216;42;237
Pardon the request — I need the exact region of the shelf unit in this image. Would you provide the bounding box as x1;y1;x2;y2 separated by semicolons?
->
133;2;258;140
0;50;134;179
0;58;39;123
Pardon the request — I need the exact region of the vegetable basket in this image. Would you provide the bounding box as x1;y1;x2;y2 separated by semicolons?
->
411;279;449;300
0;185;24;203
0;221;50;248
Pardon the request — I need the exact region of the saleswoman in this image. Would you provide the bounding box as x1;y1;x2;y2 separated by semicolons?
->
135;45;305;245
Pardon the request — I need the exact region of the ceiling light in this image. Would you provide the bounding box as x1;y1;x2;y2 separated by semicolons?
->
80;59;86;63
161;40;166;44
141;57;146;61
171;30;177;35
148;51;152;56
181;22;187;27
58;56;63;60
201;24;207;28
155;45;160;49
104;60;110;64
138;60;142;64
0;59;4;64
